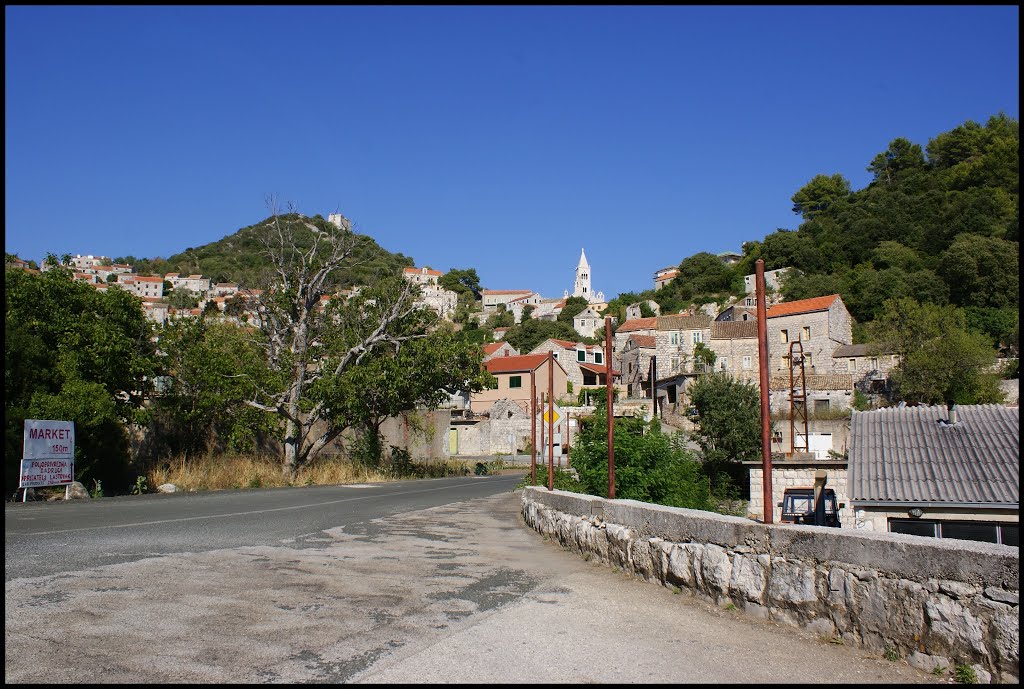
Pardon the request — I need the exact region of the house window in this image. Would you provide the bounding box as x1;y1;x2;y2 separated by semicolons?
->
870;357;879;370
594;351;603;364
814;399;829;415
848;358;857;372
691;331;703;344
720;358;729;371
780;329;789;344
742;356;752;370
888;520;1017;546
577;350;586;362
671;356;680;372
802;326;811;341
804;352;812;368
552;351;559;360
509;376;522;389
781;355;789;370
670;332;678;345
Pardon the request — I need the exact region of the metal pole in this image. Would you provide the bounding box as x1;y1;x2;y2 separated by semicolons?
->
650;355;657;419
548;351;554;490
756;259;774;524
530;370;536;485
605;317;615;499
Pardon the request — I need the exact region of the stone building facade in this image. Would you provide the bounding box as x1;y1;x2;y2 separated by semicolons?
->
706;320;759;383
765;294;852;375
528;338;609;391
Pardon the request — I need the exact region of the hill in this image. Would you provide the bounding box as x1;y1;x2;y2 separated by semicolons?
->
121;213;414;288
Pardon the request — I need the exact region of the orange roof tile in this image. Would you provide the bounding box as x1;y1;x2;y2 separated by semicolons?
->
628;334;657;348
483;289;533;295
482;343;506;355
617;317;658;332
403;267;443;276
579;362;619;376
766;294;840;319
485;354;551;374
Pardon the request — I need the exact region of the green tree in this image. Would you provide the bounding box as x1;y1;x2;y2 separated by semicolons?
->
675;252;734;296
327;325;492;465
938;234;1019;309
570;405;721;510
687;373;762;497
149;316;280;457
241;203;438;477
439;268;482;301
5;267;156;494
867;137;926;186
503;318;589;354
790;173;851;219
557;296;590;323
867;298;1004;405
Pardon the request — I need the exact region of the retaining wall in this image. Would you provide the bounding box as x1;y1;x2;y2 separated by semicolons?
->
522;487;1019;683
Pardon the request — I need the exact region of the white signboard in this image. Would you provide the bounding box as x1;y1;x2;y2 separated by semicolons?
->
23;419;75;459
20;458;74;488
20;419;75;489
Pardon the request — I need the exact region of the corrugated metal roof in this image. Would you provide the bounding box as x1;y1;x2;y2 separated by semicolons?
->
848;404;1019;506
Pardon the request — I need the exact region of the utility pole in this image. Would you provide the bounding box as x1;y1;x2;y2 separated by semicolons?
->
605;316;615;499
756;259;774;524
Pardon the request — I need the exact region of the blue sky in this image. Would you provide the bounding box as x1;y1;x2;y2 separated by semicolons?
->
5;6;1019;300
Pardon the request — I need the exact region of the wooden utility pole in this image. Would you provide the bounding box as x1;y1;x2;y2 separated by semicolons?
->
756;259;773;524
548;351;554;491
605;317;615;499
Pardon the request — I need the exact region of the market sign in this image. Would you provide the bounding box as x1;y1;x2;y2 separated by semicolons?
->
20;420;75;488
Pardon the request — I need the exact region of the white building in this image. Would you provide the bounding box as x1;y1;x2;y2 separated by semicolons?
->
564;248;605;304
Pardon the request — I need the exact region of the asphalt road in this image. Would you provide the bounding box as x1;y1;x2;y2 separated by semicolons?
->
5;476;942;684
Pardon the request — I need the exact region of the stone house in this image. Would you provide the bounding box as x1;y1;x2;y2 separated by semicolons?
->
528;339;614;391
743;266;790;295
471;353;569;414
482;341;519;362
831;343;899;394
117;275;164;299
765;294;852;376
653;312;714;380
166;273;212;294
402;267;457;319
714;303;757;322
482;289;534;313
612;317;658;357
847;404;1018;545
706;320;760;384
620;334;657;398
653;266;677;290
625;300;660;321
572;305;604;339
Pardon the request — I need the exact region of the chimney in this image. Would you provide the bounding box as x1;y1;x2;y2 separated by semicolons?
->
948;403;957;425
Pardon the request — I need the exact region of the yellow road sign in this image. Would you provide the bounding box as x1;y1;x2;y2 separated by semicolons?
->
542;406;562;424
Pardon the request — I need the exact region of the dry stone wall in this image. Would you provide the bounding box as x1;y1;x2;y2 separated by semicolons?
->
522;487;1019;683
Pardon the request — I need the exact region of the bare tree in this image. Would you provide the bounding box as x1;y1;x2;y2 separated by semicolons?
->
241;198;427;477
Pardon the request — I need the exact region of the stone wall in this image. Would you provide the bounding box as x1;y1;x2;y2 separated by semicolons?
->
521;487;1019;683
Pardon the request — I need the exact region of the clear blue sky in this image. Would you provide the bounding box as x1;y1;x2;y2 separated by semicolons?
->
5;6;1019;301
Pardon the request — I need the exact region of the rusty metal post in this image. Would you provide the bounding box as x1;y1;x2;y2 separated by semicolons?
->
548;351;554;490
756;259;773;523
530;369;537;486
605;317;615;499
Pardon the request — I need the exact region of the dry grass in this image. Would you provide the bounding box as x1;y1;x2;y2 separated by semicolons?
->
147;453;396;492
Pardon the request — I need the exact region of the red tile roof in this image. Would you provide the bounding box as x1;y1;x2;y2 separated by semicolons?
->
628;334;657;348
579;362;619;376
766;294;841;319
616;317;657;333
483;289;533;295
485;354;551;374
403;267;443;276
482;342;506;355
